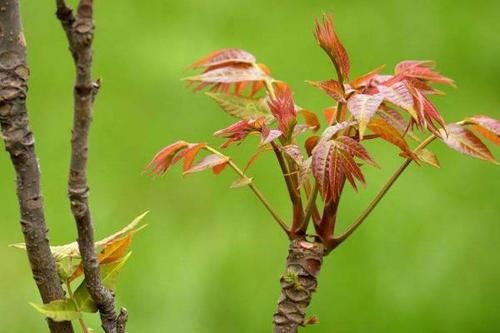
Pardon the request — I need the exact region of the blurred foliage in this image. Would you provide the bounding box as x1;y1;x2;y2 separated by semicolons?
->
0;0;499;332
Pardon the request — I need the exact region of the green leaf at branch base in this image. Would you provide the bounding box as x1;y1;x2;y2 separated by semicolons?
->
30;299;80;322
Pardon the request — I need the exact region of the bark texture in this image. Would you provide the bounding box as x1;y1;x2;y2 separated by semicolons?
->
273;238;324;333
55;1;127;332
0;1;74;333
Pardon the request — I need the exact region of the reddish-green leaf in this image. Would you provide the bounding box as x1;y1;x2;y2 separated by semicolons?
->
367;118;413;156
440;124;497;163
347;93;384;139
184;154;230;174
190;48;256;69
465;115;500;145
314;14;350;80
307;80;346;102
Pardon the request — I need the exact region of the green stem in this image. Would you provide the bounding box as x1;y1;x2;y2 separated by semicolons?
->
205;146;290;235
65;280;89;333
332;135;437;248
302;184;319;230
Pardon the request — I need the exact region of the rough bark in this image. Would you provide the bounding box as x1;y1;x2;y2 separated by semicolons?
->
55;1;126;332
0;1;74;333
273;238;324;333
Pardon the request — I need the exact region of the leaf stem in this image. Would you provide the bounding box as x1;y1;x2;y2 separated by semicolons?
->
205;146;290;235
302;184;319;230
65;280;90;333
332;135;437;248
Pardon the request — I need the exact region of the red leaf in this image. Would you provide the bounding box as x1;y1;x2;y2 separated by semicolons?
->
350;64;386;88
244;144;273;172
347;93;384;139
213;119;262;148
440;124;497;163
190;48;256;69
212;161;229;174
377;82;413;111
367;118;413;156
146;141;190;175
260;126;282;145
184;154;230;174
323;106;337;125
327;144;346;201
172;143;207;171
312;138;372;202
305;135;320;156
320;121;357;142
311;140;332;198
405;82;446;134
267;84;297;137
185;65;267;84
395;60;455;86
281;144;304;166
377;107;420;141
336;136;378;167
465;115;500;145
314;14;350;80
298;109;321;132
307;80;346;102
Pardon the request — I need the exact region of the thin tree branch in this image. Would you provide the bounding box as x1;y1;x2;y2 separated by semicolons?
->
205;146;290;235
55;1;126;332
0;1;74;333
332;135;437;249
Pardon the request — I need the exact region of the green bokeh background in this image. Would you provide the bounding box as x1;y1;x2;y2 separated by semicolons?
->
1;0;499;332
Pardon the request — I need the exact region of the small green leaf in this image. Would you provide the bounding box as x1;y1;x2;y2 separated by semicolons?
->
74;252;132;313
30;299;80;322
206;92;270;120
230;177;253;188
416;149;440;168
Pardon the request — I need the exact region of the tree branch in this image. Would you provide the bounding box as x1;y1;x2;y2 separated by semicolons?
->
55;1;126;332
0;1;74;333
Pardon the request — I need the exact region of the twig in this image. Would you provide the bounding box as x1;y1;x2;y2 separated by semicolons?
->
332;135;437;248
0;1;74;333
55;1;126;332
205;146;290;235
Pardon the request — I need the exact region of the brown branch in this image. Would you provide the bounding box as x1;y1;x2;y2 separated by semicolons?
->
55;1;126;332
0;1;74;333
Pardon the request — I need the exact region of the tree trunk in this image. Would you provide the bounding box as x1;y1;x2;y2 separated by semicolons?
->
273;238;324;333
0;1;73;332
